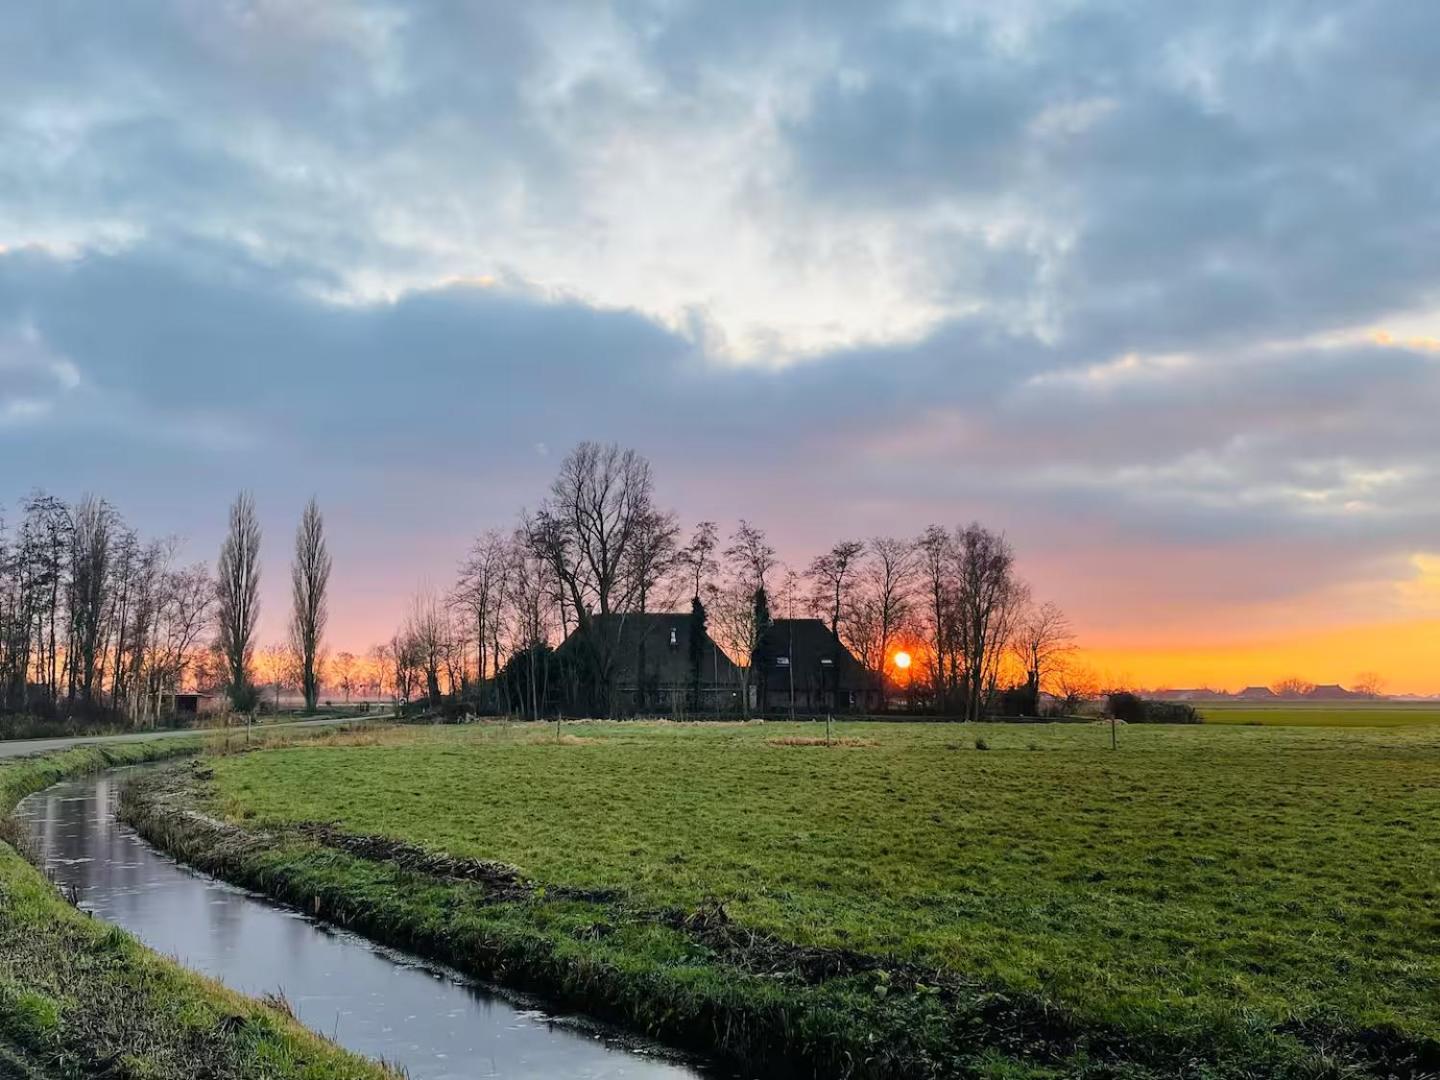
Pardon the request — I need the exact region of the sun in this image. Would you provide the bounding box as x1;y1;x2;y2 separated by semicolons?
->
893;650;912;671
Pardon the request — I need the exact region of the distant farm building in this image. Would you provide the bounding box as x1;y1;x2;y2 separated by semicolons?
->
1306;684;1360;701
1236;686;1278;701
1151;688;1223;702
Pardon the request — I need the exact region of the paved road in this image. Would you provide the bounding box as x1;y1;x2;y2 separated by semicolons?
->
0;713;384;760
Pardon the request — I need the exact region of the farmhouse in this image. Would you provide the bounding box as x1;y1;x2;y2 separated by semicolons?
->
555;611;743;713
755;618;882;714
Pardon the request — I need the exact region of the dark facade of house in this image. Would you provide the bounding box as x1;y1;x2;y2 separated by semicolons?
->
555;612;743;714
754;618;882;714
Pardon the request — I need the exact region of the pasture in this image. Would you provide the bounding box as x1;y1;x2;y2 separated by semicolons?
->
202;719;1440;1070
1199;701;1440;726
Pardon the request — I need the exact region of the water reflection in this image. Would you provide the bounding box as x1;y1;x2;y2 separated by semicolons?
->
17;772;704;1080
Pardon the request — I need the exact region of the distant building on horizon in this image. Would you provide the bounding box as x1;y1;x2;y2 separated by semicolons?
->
1150;688;1230;702
1305;683;1362;701
1236;685;1278;701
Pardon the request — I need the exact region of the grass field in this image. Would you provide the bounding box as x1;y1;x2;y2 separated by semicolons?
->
1199;701;1440;726
179;719;1440;1076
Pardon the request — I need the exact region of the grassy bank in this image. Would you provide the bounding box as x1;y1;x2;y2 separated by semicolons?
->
125;721;1440;1078
0;738;398;1079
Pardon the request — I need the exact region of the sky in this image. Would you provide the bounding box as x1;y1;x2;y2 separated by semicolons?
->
1;2;1438;693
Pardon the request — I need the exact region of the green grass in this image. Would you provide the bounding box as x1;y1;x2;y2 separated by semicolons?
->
175;719;1440;1077
0;736;397;1079
1199;701;1440;726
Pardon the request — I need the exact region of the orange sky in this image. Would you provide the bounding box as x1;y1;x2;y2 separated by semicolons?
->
1079;618;1440;695
307;548;1440;699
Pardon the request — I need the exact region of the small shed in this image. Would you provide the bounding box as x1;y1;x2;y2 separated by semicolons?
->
169;691;225;717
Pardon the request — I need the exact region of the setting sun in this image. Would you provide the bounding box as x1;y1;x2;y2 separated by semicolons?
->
893;650;912;671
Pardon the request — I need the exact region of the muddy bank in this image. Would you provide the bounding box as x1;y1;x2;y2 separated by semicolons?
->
120;762;1439;1080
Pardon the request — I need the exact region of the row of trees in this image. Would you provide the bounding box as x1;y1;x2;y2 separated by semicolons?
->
0;493;214;724
5;442;1079;723
381;442;1079;719
0;490;333;725
212;492;333;713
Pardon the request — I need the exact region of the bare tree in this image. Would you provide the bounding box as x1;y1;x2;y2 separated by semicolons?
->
725;520;776;596
104;527;142;712
624;507;681;614
386;632;422;709
807;540;865;644
121;539;168;721
369;641;397;704
22;493;72;702
679;521;719;600
859;537;919;705
332;650;358;703
67;495;115;705
721;521;777;715
139;558;214;724
703;580;755;711
257;640;300;712
454;528;507;693
440;608;470;698
954;523;1019;723
289;497;332;714
406;589;448;703
502;530;557;719
916;525;956;708
216;492;261;711
1055;664;1101;714
1353;671;1386;699
1008;596;1077;714
1271;676;1315;698
1011;600;1076;714
526;442;663;715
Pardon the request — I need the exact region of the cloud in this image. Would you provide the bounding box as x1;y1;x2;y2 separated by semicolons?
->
0;1;1438;661
0;321;82;427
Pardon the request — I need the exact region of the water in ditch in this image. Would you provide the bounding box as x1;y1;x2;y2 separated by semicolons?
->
16;771;708;1080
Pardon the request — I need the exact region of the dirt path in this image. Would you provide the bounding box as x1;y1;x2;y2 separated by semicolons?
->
0;713;382;760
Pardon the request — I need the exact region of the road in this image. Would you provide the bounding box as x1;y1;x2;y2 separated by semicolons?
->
0;713;383;760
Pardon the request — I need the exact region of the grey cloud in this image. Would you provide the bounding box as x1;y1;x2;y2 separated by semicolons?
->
780;3;1440;361
4;241;1435;546
2;1;1439;638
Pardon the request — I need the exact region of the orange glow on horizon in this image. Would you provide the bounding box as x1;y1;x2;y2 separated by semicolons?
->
1077;617;1440;696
